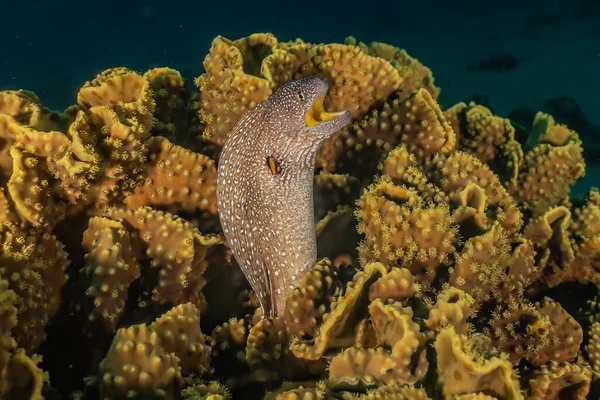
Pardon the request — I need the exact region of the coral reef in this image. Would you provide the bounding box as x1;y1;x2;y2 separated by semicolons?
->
0;32;598;400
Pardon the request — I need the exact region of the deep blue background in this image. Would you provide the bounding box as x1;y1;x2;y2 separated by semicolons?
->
1;0;596;106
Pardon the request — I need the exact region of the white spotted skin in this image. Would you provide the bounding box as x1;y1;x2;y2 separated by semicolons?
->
216;76;351;317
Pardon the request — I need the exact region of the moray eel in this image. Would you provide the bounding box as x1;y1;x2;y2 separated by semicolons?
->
216;76;351;317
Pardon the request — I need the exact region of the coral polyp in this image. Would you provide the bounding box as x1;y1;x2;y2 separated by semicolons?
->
0;33;597;400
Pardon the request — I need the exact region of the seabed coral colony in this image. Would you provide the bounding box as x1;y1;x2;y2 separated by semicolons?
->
0;32;598;400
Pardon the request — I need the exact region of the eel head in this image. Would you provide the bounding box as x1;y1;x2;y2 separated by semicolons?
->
265;76;351;146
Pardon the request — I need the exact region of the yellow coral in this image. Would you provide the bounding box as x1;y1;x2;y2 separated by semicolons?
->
524;206;575;283
195;34;280;145
355;38;440;100
0;114;21;184
379;145;445;202
210;317;248;349
487;301;550;364
426;151;523;235
435;326;522;399
108;207;225;310
126;136;219;225
81;216;140;331
293;43;401;118
143;67;201;144
68;105;149;212
0;279;17;381
0;348;49;400
151;303;213;375
316;87;454;175
353;384;430;399
368;267;418;302
527;298;582;366
284;258;341;338
448;102;523;186
0;228;69;351
181;379;231;400
585;321;600;377
425;287;474;334
77;67;155;130
0;89;74;133
328;299;428;389
450;222;536;303
0;268;49;400
246;316;324;382
0;33;597;400
7;128;78;227
98;324;182;398
568;188;600;285
290;262;386;360
525;360;592;400
356;176;456;282
508;112;585;216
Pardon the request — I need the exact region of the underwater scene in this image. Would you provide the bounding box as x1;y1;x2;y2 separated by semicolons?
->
1;0;600;399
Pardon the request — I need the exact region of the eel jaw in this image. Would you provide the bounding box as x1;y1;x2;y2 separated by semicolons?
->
305;96;347;127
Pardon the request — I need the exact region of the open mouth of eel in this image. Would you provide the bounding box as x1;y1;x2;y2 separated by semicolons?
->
305;96;347;126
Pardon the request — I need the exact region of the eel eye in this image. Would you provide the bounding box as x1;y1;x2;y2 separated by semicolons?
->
266;156;282;175
297;91;305;101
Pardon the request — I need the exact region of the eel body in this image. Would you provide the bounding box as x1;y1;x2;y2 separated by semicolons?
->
216;76;351;317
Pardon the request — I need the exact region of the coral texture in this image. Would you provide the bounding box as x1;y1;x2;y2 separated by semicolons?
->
0;32;597;400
